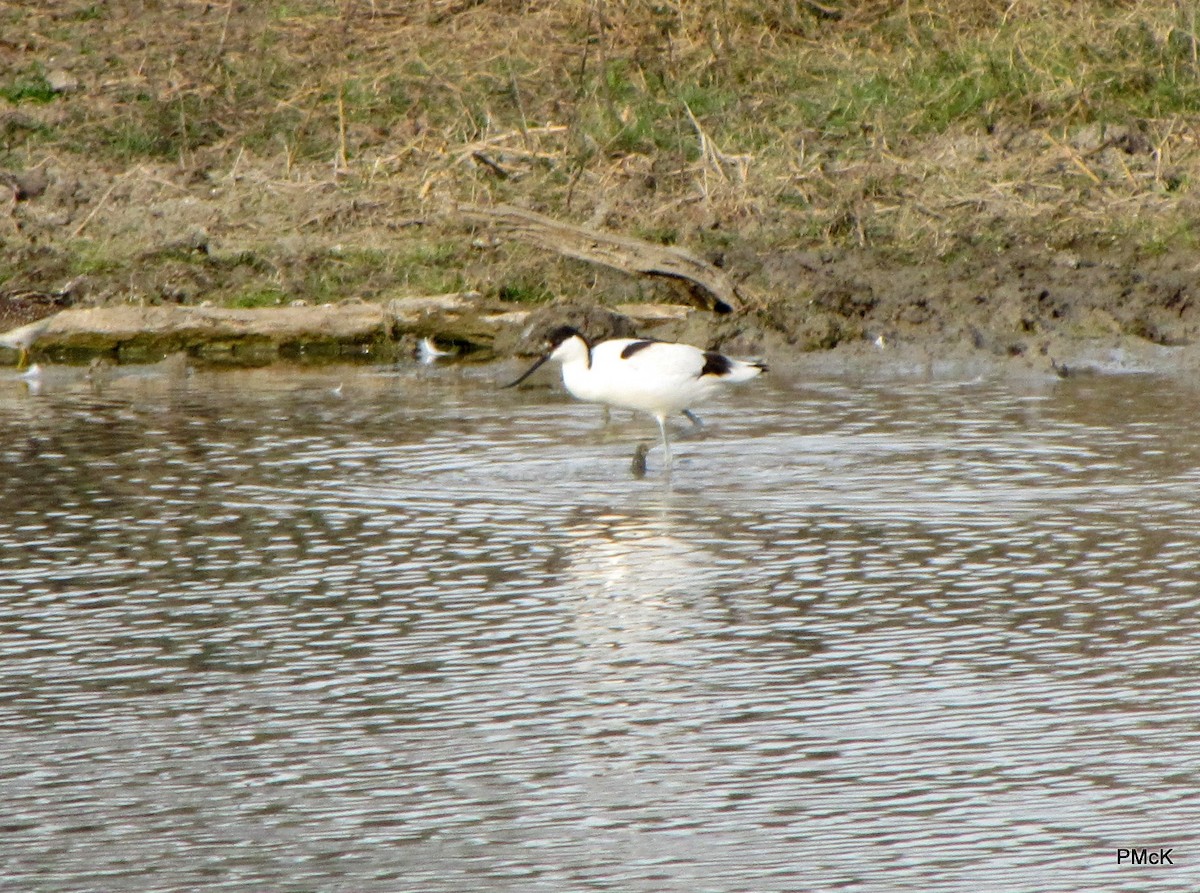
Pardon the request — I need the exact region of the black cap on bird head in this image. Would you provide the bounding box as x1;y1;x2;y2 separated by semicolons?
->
501;326;591;389
543;325;587;351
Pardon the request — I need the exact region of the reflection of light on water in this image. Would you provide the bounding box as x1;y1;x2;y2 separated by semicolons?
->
569;503;714;589
562;507;720;658
554;507;735;832
568;518;706;597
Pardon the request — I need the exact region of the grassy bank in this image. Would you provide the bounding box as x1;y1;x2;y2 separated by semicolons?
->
3;1;1200;331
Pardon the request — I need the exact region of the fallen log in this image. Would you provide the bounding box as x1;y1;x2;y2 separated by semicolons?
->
459;203;750;314
0;295;699;365
0;294;506;364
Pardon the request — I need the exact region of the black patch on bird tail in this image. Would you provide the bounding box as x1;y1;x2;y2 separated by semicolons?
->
620;339;658;359
699;351;734;377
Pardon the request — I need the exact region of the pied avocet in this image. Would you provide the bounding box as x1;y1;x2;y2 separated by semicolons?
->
503;325;766;466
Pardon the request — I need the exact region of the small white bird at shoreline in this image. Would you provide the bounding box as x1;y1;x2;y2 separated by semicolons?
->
417;337;452;365
503;325;766;466
1;316;55;369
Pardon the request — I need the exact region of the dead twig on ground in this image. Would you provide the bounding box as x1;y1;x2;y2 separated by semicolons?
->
71;168;140;238
459;203;754;313
1044;130;1102;185
683;102;751;190
470;151;513;179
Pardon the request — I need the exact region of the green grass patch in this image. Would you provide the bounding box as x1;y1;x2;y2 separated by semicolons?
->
271;1;339;20
496;280;554;303
1116;215;1200;257
292;248;398;303
713;8;1200;145
66;243;123;277
1;71;57;105
1;115;53;150
80;91;227;161
631;224;678;245
390;239;469;294
229;287;288;308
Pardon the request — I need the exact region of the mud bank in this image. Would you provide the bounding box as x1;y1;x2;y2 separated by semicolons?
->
6;245;1200;376
6;288;1200;383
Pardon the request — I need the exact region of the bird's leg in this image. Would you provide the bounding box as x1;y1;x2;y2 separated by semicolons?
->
17;347;29;370
630;442;650;478
682;409;703;428
656;414;672;466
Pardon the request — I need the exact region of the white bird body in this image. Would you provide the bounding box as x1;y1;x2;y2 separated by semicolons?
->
417;336;451;364
557;336;761;416
505;326;765;466
1;316;55;368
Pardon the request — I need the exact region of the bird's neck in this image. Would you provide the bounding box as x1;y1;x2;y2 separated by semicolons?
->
561;357;599;401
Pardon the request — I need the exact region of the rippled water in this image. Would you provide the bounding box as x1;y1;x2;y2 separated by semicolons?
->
2;361;1198;892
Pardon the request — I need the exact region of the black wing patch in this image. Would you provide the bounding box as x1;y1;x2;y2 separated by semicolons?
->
620;339;658;360
699;351;733;377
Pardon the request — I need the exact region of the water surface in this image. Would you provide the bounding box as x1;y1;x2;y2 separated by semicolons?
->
1;362;1198;892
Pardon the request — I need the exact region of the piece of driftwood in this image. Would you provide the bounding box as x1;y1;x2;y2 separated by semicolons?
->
0;294;699;364
460;203;748;314
0;294;502;362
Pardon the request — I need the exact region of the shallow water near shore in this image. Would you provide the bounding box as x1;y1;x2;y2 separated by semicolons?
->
1;361;1198;892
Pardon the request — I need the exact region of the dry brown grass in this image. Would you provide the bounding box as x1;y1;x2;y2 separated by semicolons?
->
4;0;1200;311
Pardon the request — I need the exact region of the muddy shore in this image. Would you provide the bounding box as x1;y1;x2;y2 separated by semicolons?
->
6;225;1200;377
